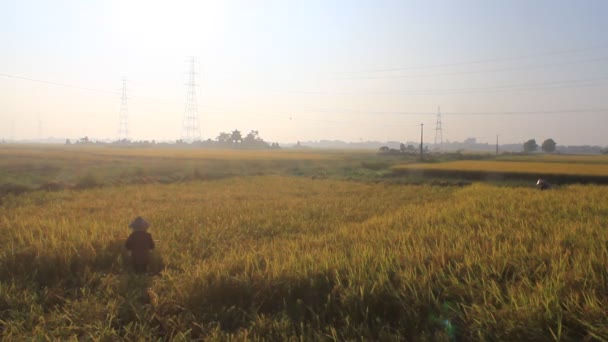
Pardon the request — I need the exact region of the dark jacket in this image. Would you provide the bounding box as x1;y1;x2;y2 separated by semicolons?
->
126;231;155;267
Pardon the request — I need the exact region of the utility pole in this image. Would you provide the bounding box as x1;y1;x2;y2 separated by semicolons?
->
182;56;201;143
496;135;499;156
420;123;424;161
10;118;15;142
38;114;43;140
117;77;129;142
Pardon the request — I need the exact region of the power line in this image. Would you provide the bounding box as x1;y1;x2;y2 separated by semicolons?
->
303;107;608;116
290;75;608;96
2;65;606;140
4;71;603;117
330;43;608;74
333;55;608;80
399;78;608;96
255;113;426;127
257;105;606;128
292;118;425;127
435;108;608;116
0;72;120;95
3;63;605;103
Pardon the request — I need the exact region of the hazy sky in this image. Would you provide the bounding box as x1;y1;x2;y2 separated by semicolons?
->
1;0;607;145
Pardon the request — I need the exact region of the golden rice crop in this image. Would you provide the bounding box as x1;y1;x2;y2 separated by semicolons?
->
498;154;608;164
0;145;374;193
394;160;608;177
0;145;337;162
1;171;608;340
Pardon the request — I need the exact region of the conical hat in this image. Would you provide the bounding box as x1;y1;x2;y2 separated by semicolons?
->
129;216;150;230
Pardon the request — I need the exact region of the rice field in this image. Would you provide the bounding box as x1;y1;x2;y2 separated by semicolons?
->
0;144;364;162
1;146;608;340
0;145;387;195
498;154;608;164
393;159;608;184
394;160;608;176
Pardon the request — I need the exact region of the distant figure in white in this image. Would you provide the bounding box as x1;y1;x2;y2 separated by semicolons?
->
536;178;551;190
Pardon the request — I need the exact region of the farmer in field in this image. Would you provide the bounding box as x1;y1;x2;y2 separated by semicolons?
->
125;216;155;273
536;178;551;190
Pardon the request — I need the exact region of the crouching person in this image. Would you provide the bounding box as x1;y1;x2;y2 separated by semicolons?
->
536;178;551;191
126;216;155;273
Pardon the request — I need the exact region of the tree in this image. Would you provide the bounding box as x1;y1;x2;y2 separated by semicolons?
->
243;130;260;146
216;129;273;149
216;132;231;145
243;130;271;148
523;139;538;153
230;130;242;145
541;138;557;153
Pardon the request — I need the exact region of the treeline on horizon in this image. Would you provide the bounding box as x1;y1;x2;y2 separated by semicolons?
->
2;135;608;154
64;129;281;149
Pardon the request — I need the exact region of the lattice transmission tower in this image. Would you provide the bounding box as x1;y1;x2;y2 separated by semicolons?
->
37;115;43;140
434;106;443;150
182;57;201;142
117;78;129;141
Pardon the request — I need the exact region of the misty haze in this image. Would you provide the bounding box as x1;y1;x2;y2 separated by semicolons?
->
2;1;608;340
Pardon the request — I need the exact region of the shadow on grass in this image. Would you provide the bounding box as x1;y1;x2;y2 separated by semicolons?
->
0;238;165;288
104;238;166;276
179;271;444;340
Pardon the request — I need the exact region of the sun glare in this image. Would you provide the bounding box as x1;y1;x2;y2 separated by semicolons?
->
110;0;227;52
